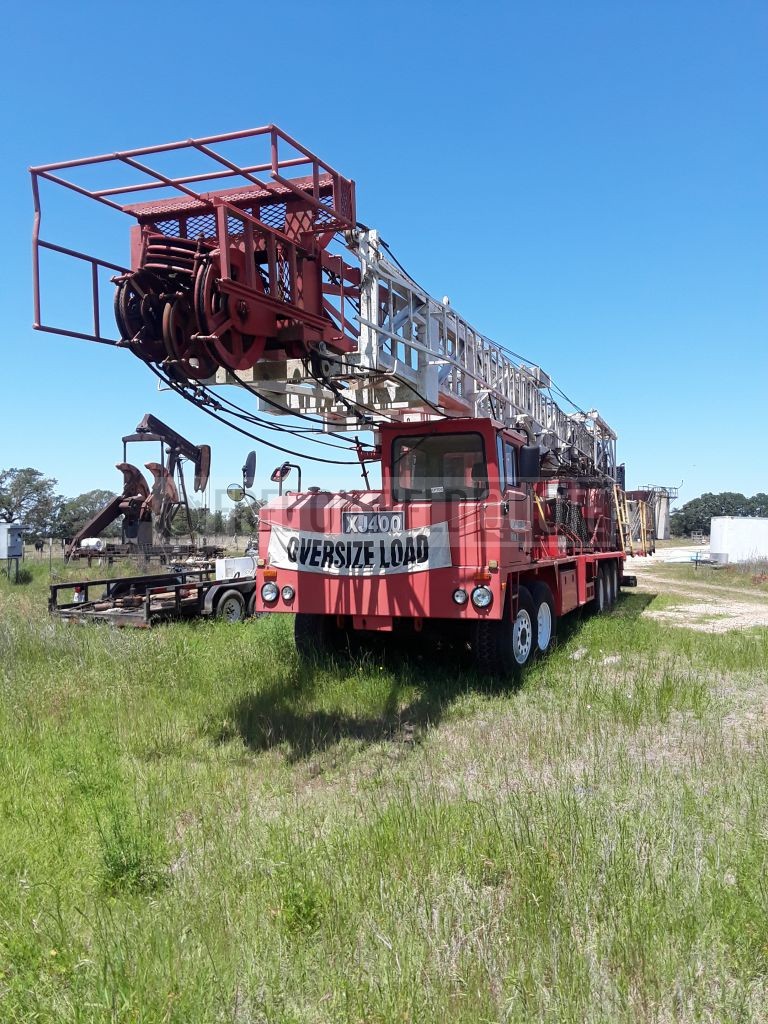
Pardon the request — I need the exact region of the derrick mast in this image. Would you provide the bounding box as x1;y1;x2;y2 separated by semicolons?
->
31;125;616;482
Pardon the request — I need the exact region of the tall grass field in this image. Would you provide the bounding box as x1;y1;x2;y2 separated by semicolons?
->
2;562;768;1022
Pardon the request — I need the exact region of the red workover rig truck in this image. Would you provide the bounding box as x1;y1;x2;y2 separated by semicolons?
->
31;126;653;675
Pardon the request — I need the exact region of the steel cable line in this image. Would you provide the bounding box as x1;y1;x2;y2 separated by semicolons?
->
191;380;363;453
147;363;363;466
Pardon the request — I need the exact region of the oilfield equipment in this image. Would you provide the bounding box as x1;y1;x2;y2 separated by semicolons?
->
33;126;655;670
65;413;216;561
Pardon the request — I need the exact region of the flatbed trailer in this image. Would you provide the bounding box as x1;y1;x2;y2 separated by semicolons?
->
49;569;258;628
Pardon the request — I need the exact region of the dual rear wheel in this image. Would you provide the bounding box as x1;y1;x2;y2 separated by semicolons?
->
594;561;619;614
474;581;557;679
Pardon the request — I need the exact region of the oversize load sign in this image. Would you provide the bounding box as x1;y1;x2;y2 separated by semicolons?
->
268;522;452;576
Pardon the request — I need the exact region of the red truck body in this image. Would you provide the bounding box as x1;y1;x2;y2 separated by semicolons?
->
254;417;637;670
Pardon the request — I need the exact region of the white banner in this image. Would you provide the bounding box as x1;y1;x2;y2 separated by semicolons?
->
267;521;452;576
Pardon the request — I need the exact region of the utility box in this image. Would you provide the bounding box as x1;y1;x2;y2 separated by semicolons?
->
0;523;25;558
215;556;257;580
710;516;768;565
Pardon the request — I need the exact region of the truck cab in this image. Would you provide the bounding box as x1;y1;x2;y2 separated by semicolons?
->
256;419;540;664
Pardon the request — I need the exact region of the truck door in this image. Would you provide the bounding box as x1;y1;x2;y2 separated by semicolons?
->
498;436;532;561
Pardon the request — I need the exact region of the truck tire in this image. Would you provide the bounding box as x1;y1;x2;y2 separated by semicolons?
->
604;562;615;606
606;565;618;602
528;581;556;656
609;562;619;606
593;568;607;614
216;589;245;623
474;619;502;677
295;613;335;659
474;585;536;679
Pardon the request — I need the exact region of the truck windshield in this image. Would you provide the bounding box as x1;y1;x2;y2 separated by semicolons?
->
392;432;488;501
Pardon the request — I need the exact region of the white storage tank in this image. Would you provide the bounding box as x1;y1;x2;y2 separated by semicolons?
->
0;523;25;558
79;537;105;552
710;516;768;565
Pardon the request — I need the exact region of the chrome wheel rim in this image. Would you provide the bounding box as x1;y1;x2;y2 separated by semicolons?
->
537;602;552;651
512;609;533;664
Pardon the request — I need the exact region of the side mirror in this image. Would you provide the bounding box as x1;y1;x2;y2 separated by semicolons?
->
242;451;256;489
270;461;301;496
226;484;245;502
519;445;542;482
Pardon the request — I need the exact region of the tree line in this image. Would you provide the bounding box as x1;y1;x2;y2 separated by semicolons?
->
0;467;254;541
670;491;768;537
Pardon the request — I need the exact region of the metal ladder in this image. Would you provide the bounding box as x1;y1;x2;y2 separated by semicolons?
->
613;485;634;555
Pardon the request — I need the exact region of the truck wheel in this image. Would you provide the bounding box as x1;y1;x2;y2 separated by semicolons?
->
593;568;607;614
246;592;256;618
474;585;536;679
606;565;618;602
529;581;556;656
295;613;327;658
610;562;620;605
216;589;245;623
605;562;616;606
295;614;350;658
505;586;536;673
474;618;501;676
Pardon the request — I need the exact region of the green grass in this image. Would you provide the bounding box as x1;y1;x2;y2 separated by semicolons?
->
646;559;768;596
1;562;768;1021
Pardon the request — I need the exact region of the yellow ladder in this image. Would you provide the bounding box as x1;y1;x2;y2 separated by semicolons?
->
613;485;634;555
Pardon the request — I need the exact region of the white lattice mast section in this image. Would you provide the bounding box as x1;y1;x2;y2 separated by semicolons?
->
224;228;618;478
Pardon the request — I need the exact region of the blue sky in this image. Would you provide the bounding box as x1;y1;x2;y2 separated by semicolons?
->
1;0;766;512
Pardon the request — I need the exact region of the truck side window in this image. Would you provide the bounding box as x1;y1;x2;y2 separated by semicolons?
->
504;443;517;487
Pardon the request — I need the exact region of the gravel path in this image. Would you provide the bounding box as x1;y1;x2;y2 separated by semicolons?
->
631;553;768;633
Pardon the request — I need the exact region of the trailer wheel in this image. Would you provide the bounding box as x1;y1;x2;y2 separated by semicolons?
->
529;581;556;656
216;589;245;623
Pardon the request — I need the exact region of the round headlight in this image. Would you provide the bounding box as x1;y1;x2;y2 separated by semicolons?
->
281;585;295;602
471;586;493;609
261;582;279;603
452;588;468;605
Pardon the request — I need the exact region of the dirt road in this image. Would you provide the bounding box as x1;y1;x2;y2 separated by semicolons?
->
631;548;768;633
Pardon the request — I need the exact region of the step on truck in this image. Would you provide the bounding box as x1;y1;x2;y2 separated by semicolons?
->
31;124;654;671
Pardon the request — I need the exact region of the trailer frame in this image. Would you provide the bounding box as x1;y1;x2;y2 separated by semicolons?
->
49;569;258;628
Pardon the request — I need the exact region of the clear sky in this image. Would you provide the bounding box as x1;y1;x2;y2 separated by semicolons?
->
1;0;766;513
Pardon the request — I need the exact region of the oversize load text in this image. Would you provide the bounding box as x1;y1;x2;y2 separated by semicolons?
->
267;523;452;576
